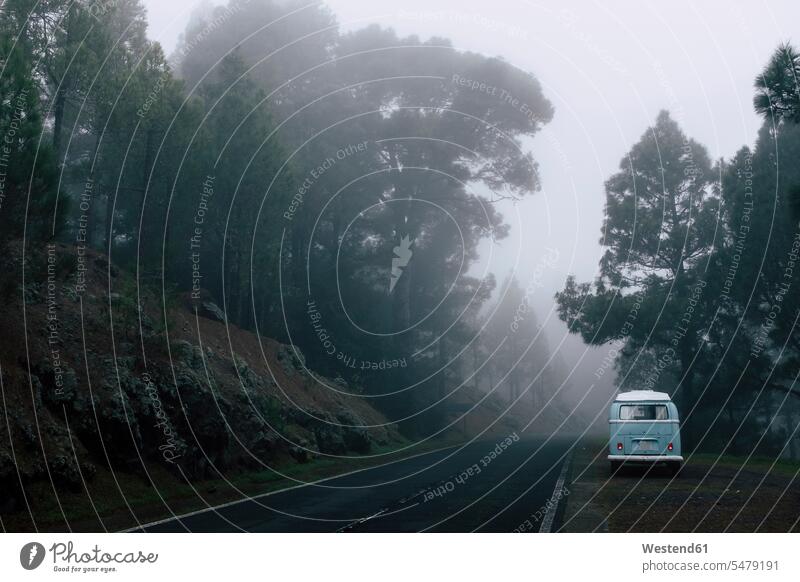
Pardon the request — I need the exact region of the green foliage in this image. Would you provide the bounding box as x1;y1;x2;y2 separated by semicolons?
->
558;45;800;452
169;1;555;433
754;43;800;221
1;0;560;438
600;111;717;285
0;31;61;244
754;42;800;122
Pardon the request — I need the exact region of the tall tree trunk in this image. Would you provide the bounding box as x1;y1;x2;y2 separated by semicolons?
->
52;5;76;162
677;338;698;450
52;89;65;160
84;134;101;248
104;190;114;252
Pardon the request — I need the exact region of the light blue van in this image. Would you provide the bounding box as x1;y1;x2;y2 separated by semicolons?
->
608;390;683;475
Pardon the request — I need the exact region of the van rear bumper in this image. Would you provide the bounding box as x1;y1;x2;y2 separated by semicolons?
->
608;455;683;462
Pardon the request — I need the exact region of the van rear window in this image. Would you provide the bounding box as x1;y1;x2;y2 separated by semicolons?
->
619;404;668;420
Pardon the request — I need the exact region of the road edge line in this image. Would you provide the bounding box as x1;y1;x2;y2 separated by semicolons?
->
539;448;573;533
124;442;461;532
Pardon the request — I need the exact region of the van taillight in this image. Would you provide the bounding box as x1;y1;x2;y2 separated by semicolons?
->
668;443;674;451
617;442;623;451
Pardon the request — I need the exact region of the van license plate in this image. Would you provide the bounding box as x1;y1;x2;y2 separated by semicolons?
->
635;441;657;451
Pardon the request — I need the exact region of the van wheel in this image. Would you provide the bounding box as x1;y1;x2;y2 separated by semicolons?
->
669;462;681;476
610;461;621;474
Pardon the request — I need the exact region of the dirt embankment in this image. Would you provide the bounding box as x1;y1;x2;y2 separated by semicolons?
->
0;241;408;529
0;240;557;531
560;440;800;532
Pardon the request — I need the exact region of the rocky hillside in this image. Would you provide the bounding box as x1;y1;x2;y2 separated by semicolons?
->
0;241;403;519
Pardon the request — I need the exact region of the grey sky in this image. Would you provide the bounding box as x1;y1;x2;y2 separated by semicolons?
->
141;0;796;283
141;0;799;403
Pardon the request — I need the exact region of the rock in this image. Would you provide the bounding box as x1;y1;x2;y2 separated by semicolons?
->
172;340;204;371
286;406;314;429
233;354;261;389
289;446;310;463
201;301;226;322
30;375;45;411
249;429;279;458
92;388;144;464
343;427;372;453
116;356;137;371
18;422;38;447
335;409;363;425
286;407;372;454
314;425;347;454
333;410;373;453
24;282;43;304
35;364;79;410
170;364;230;473
50;455;82;491
277;344;306;376
64;285;79;302
233;354;248;375
171;339;193;360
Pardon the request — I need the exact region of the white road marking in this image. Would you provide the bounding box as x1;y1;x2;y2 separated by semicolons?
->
125;443;459;532
539;449;573;533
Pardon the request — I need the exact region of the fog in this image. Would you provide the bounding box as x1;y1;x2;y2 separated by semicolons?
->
137;0;797;428
5;0;800;538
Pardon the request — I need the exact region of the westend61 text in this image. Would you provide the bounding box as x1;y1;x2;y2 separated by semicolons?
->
643;543;708;554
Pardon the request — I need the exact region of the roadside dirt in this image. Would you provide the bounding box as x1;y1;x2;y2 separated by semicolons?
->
560;439;800;532
0;241;530;531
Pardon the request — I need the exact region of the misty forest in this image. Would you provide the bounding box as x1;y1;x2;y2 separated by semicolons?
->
1;0;799;533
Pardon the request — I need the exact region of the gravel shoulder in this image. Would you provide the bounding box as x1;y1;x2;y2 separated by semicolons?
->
560;439;800;532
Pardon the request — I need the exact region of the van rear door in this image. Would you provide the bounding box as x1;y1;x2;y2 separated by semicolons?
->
618;403;672;454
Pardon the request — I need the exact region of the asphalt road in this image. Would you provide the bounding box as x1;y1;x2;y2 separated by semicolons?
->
137;436;574;532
